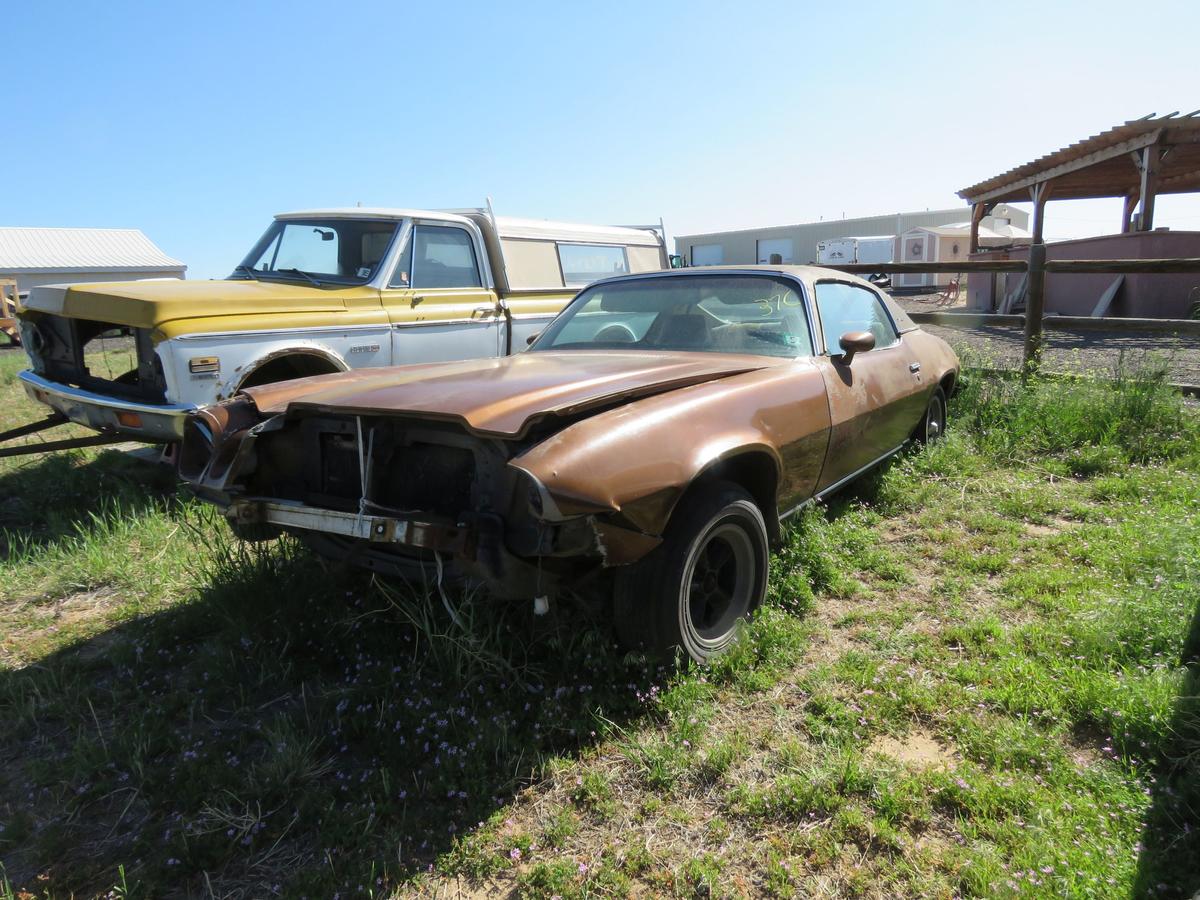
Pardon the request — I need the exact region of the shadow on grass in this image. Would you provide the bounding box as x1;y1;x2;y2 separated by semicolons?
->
0;449;177;559
1133;594;1200;899
0;532;672;898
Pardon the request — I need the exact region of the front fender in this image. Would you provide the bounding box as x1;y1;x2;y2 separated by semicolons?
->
511;363;830;537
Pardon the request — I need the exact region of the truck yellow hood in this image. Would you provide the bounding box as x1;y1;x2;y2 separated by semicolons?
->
22;279;361;330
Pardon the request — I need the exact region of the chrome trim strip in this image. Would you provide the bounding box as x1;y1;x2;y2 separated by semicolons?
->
810;444;905;507
390;318;498;329
172;324;393;342
779;443;906;522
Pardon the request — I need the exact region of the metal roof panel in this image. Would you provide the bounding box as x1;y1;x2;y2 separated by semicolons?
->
0;227;185;273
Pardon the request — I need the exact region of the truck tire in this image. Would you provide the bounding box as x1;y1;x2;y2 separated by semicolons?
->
614;481;768;664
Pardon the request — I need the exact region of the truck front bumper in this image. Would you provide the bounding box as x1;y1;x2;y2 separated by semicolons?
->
19;370;195;442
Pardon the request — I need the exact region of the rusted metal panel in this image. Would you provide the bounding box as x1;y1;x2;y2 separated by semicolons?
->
511;360;832;536
243;351;780;439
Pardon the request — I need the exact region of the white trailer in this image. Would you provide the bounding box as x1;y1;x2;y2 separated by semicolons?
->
816;235;895;266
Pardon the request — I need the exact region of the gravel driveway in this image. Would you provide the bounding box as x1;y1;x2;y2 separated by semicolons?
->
895;293;1200;386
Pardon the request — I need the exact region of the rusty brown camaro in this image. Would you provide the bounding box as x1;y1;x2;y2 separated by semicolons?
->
180;266;958;662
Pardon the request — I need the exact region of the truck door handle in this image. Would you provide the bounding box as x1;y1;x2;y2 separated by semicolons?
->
909;362;921;373
471;305;497;319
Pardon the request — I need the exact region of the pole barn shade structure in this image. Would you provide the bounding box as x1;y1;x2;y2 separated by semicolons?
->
958;111;1200;247
956;112;1200;324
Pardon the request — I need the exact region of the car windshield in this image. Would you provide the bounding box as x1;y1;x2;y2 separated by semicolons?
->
235;218;400;285
531;274;814;358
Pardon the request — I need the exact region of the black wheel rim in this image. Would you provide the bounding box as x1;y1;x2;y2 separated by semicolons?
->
926;393;946;442
684;522;756;644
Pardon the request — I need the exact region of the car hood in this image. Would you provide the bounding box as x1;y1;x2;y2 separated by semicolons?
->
21;279;358;330
244;351;782;438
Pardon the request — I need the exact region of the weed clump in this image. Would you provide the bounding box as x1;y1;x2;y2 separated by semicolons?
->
951;357;1196;467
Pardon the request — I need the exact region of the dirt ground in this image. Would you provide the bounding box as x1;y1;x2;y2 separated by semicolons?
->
895;291;1200;387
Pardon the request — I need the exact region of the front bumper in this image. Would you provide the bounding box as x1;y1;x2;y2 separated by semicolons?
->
18;370;195;442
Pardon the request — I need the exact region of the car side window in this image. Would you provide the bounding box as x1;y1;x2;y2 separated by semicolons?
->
814;282;899;354
408;225;483;289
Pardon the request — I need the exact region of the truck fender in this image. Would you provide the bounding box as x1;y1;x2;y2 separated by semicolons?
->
222;344;349;400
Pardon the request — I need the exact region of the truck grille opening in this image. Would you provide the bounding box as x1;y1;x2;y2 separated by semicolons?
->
28;315;167;403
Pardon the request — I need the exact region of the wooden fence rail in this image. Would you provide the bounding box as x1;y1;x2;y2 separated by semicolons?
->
829;258;1200;275
827;256;1200;371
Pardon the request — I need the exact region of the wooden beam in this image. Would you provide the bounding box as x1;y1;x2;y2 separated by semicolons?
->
1044;257;1200;274
961;129;1163;205
828;260;1028;275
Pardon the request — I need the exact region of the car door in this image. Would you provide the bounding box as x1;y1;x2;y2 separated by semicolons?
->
811;280;926;492
382;222;502;365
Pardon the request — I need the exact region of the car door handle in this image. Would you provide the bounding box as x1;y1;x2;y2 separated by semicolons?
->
909;363;921;373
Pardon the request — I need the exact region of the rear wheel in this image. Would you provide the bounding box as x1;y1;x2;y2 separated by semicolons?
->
614;481;768;663
915;386;947;445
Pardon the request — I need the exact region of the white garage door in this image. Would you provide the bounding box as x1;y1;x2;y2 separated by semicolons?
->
690;244;724;266
756;238;794;265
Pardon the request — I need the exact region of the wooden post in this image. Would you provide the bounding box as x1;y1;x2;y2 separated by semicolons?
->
1121;192;1139;233
1137;145;1159;231
969;203;985;254
1022;242;1047;375
1029;181;1053;244
1022;180;1053;376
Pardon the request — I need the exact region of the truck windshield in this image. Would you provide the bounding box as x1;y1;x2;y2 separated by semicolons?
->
235;219;400;285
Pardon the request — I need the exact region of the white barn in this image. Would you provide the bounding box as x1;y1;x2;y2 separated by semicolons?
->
0;227;186;294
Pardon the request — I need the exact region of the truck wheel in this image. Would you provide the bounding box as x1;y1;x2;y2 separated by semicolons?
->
614;481;768;664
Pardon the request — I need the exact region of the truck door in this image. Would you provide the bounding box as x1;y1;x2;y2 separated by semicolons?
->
382;223;502;365
811;280;927;492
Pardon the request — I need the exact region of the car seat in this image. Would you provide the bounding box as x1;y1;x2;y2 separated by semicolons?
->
645;312;713;350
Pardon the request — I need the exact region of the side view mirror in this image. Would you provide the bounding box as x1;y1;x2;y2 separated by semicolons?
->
836;330;875;364
525;331;541;347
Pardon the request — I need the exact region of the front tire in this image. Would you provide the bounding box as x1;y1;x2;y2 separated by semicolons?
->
614;482;768;663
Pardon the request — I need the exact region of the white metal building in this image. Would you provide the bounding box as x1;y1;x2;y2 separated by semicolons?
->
676;204;1028;269
0;227;186;293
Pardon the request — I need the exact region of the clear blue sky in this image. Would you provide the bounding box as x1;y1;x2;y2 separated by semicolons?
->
5;0;1199;279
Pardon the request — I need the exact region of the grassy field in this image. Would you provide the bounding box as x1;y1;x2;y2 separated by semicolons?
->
1;343;1199;899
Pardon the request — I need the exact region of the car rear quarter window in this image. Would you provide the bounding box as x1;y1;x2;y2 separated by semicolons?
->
814;282;900;354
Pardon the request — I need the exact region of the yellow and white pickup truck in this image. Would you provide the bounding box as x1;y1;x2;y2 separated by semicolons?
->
15;207;667;442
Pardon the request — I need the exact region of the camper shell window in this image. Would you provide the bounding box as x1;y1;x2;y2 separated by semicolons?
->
558;244;630;287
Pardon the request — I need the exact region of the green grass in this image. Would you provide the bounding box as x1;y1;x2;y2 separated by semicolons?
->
1;351;1198;898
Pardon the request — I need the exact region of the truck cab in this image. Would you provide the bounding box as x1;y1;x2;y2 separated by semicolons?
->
16;207;667;443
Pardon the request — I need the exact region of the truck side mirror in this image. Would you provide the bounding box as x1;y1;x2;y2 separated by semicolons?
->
836;331;875;365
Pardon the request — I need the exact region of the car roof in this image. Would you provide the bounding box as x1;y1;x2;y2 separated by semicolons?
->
589;264;874;286
583;265;918;333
